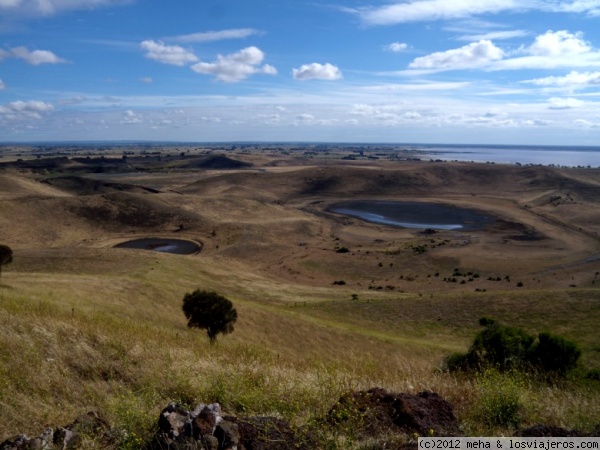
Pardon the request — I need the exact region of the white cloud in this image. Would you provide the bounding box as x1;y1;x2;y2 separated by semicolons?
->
140;77;153;83
170;28;262;43
405;30;600;73
0;0;131;16
0;100;54;119
524;71;600;88
355;0;523;25
408;40;504;70
140;40;198;66
292;63;343;80
9;46;67;65
547;97;585;109
457;30;529;41
121;109;142;124
0;79;4;89
527;30;591;56
0;46;66;65
385;42;409;52
191;46;277;82
352;0;600;26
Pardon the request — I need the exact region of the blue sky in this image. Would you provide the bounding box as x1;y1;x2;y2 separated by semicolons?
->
1;0;600;145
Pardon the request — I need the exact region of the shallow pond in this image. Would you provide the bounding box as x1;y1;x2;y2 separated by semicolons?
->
114;238;201;254
329;201;495;231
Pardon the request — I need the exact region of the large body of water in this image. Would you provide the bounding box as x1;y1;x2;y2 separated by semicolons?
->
411;144;600;167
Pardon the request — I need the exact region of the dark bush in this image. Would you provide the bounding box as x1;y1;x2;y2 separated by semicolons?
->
0;244;12;278
470;320;534;371
445;318;582;377
529;332;581;374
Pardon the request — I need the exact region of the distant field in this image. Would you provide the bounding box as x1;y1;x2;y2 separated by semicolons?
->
0;146;599;445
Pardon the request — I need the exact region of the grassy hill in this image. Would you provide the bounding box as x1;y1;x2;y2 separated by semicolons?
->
0;153;599;446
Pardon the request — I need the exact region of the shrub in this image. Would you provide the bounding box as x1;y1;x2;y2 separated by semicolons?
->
469;319;535;371
529;332;581;375
182;290;238;343
445;318;582;377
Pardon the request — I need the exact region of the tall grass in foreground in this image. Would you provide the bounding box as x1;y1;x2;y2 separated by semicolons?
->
0;275;599;448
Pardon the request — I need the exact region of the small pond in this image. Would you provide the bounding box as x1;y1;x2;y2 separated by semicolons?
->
328;201;495;231
114;238;201;255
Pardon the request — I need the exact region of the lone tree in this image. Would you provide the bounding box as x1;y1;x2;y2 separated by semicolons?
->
182;290;237;343
0;245;13;279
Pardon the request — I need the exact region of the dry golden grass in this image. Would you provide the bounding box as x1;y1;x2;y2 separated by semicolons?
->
0;156;599;446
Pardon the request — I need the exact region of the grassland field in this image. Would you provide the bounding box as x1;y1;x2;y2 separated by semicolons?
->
0;144;599;446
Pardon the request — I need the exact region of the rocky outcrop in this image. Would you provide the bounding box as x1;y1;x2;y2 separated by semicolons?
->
3;389;594;449
148;402;311;450
0;411;111;449
327;387;461;437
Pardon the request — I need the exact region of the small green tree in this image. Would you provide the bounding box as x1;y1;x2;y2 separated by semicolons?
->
0;245;13;279
182;290;238;343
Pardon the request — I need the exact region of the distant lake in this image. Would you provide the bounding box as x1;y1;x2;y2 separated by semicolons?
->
413;144;600;167
329;201;495;231
115;238;201;254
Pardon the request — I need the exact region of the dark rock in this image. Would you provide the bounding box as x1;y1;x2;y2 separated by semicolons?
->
0;435;30;450
158;403;190;439
214;421;239;450
201;434;219;450
328;387;460;437
53;427;78;449
192;404;221;437
515;425;588;437
225;416;312;450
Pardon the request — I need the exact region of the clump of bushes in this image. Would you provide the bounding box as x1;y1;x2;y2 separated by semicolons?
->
445;318;581;376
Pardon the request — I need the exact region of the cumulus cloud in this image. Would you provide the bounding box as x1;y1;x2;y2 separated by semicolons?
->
141;40;198;66
527;30;591;56
0;0;131;17
408;40;504;70
0;100;54;119
385;42;409;52
292;63;343;80
191;46;277;82
10;46;67;65
405;30;600;73
170;28;263;43
0;46;66;65
491;30;600;71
